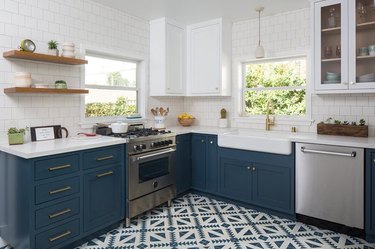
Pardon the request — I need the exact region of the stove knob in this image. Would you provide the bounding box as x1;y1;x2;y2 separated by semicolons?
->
155;142;161;147
168;140;173;145
141;144;147;150
133;145;141;151
162;141;168;146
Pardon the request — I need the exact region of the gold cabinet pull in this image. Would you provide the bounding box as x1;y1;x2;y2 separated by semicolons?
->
49;186;71;195
96;171;114;178
48;230;72;242
48;208;72;219
96;155;113;161
48;164;71;171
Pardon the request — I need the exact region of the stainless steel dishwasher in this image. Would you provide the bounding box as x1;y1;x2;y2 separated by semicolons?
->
296;143;364;229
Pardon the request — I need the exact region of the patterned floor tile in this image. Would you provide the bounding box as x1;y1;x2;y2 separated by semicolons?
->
1;193;375;249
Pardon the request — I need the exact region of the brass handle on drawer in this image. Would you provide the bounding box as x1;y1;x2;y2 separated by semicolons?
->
96;155;114;161
96;171;114;178
48;230;72;242
49;208;72;219
48;164;71;171
49;186;71;195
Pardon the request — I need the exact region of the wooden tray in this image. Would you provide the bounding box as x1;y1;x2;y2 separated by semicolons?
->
317;122;368;137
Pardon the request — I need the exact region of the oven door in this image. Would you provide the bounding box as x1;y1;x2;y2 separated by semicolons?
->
128;147;176;200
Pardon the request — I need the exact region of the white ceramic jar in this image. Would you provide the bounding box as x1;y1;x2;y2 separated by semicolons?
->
14;72;32;87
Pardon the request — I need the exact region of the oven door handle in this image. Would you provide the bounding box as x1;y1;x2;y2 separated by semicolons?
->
136;148;176;161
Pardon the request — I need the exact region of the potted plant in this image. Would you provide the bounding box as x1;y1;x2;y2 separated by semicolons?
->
8;127;28;145
218;108;228;128
48;40;59;56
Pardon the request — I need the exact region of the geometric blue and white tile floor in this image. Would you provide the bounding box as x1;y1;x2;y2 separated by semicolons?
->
1;193;375;249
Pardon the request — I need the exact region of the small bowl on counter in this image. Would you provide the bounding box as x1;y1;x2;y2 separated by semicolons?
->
178;118;195;127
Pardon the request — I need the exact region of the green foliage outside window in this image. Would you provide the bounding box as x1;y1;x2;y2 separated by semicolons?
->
244;59;307;116
85;96;136;117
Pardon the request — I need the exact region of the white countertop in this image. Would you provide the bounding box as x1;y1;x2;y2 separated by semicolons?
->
169;125;375;149
0;136;127;159
2;126;375;159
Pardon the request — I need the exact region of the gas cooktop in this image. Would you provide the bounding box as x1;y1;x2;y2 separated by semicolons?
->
112;128;172;140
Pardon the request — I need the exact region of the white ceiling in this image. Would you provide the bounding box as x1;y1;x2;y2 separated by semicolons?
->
92;0;309;24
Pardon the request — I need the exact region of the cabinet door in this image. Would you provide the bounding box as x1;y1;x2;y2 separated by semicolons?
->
191;134;207;190
219;157;252;203
176;134;192;194
348;0;375;90
366;151;375;240
207;135;218;194
252;163;293;214
314;0;349;90
166;23;184;94
83;166;123;232
189;23;221;94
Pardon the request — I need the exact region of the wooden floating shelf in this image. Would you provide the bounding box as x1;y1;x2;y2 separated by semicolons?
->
3;50;88;65
321;26;341;34
357;21;375;31
4;87;89;94
357;54;375;60
321;57;341;62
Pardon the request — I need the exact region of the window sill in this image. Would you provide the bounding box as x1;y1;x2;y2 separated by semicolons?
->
232;116;315;126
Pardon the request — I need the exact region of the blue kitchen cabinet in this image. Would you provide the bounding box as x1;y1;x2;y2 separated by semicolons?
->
366;149;375;242
176;134;192;194
218;147;294;216
191;134;208;190
191;134;219;194
219;157;252;202
83;165;123;232
0;144;125;249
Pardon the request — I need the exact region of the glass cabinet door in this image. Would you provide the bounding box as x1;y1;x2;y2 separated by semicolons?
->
349;0;375;89
314;0;348;90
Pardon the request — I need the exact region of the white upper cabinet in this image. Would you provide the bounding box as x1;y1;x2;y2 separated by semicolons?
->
312;0;375;93
150;18;185;96
186;19;231;96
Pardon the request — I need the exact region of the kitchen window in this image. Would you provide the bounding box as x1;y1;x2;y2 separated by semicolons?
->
242;56;308;117
84;53;138;119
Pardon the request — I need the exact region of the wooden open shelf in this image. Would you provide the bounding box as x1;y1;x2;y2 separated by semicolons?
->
322;57;341;62
357;21;375;31
321;26;341;34
4;87;89;94
3;50;88;65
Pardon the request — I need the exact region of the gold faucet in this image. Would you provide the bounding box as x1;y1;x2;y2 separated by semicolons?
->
265;100;275;131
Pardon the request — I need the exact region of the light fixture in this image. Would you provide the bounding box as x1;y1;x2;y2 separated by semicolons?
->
255;7;265;59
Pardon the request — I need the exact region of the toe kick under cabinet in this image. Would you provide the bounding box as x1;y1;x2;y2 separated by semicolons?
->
0;144;125;249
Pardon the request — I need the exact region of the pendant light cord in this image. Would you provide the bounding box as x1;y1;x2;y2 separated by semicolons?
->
258;10;261;46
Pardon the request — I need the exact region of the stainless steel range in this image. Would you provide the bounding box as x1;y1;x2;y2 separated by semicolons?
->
96;125;177;227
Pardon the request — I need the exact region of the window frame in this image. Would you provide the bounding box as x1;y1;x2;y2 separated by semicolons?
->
238;54;312;124
80;48;147;127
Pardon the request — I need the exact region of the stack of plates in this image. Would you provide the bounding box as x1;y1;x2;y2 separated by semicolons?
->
357;73;375;83
61;42;75;58
323;72;341;84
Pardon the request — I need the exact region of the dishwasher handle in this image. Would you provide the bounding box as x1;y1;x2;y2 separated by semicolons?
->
300;147;356;158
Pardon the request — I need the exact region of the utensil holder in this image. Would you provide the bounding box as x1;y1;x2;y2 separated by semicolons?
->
154;116;166;129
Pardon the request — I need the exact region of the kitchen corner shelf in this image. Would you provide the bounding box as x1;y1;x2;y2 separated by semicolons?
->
3;50;88;65
4;87;89;94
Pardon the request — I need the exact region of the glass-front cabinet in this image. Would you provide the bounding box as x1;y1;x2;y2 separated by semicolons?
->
313;0;375;92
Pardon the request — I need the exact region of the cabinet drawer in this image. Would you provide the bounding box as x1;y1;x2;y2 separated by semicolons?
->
35;219;80;249
35;177;80;204
83;146;122;170
35;197;80;229
35;154;79;180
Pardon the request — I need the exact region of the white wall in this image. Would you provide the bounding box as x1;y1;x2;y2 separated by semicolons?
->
0;0;150;140
1;3;374;137
184;8;375;136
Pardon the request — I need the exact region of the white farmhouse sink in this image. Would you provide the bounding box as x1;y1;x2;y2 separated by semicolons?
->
218;130;292;155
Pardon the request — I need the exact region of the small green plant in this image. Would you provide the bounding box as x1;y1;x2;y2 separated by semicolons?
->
7;127;27;135
334;120;342;125
55;80;66;84
220;108;227;119
48;40;58;49
343;121;349;125
359;119;366;126
351;121;357;126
